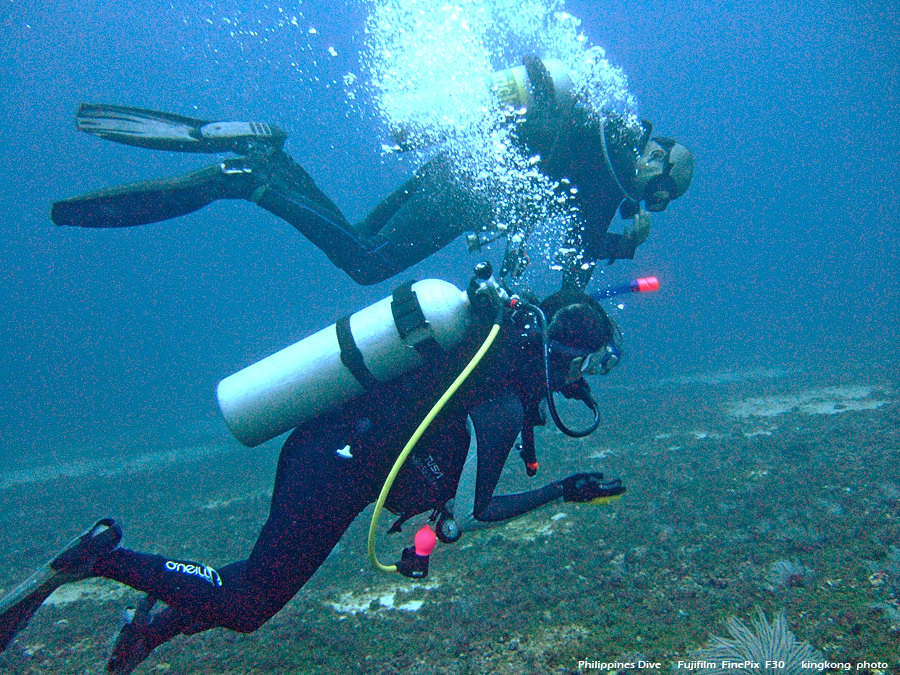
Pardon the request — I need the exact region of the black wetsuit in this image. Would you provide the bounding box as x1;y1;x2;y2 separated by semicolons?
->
514;97;651;289
89;311;590;644
51;95;650;289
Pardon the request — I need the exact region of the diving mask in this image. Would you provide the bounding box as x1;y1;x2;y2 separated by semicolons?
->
638;137;694;212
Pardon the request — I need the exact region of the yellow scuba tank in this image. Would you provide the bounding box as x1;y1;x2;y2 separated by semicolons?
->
388;58;574;151
491;58;574;110
217;280;472;447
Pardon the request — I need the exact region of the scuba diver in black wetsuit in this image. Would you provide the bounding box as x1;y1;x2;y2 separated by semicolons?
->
0;268;628;674
50;57;694;290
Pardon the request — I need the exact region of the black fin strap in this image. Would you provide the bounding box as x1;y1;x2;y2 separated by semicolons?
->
391;280;443;360
336;315;379;390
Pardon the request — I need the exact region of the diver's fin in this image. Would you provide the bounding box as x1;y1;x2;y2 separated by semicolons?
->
76;103;287;155
51;160;257;228
107;595;156;675
0;519;122;652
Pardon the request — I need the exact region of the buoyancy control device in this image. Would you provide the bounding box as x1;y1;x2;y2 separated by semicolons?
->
217;280;473;447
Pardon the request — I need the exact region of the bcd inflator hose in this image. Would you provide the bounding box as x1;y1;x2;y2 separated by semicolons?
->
367;303;505;574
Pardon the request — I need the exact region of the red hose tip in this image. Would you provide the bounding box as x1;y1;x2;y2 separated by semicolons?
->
414;525;437;557
635;276;660;293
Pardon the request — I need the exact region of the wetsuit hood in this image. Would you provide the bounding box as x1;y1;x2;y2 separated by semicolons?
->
541;289;614;355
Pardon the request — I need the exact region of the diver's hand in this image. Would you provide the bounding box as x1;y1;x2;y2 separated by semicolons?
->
623;211;652;251
561;473;625;502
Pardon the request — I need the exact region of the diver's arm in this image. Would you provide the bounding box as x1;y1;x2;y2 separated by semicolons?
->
593;210;651;261
590;207;651;258
560;231;643;288
561;211;650;287
453;392;624;527
474;478;565;522
458;395;586;523
596;232;637;260
472;462;623;522
468;398;558;520
452;395;524;531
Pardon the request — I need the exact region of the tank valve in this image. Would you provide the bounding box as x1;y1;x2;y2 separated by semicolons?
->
467;262;510;321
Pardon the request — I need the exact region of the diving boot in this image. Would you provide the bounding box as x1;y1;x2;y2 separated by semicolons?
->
76;103;287;155
0;518;122;651
107;595;156;675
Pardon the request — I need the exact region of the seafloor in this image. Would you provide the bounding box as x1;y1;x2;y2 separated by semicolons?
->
1;366;898;674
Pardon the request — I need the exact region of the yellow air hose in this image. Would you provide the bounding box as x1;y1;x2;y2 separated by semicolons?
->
367;321;502;573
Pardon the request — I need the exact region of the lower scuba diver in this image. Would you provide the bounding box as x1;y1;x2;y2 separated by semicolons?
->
50;57;694;290
0;267;628;673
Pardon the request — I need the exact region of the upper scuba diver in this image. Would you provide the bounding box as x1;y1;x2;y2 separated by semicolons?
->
0;268;628;673
50;56;695;290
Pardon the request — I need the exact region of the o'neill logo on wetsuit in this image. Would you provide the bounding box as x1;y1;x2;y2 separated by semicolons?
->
164;560;223;587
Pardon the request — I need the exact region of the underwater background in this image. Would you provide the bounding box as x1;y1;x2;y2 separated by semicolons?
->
1;0;898;672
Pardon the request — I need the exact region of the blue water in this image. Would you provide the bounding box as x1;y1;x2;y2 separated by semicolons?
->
0;0;897;460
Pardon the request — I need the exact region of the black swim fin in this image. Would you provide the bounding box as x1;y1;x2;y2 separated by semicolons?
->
50;161;257;228
107;595;156;675
0;519;122;652
76;103;287;155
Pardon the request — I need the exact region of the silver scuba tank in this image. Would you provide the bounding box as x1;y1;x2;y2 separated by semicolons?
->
217;280;472;447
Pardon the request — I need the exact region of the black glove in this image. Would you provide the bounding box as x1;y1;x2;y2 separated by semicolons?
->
561;473;625;503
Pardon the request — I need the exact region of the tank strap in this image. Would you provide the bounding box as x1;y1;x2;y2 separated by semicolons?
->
391;281;442;360
336;315;379;390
